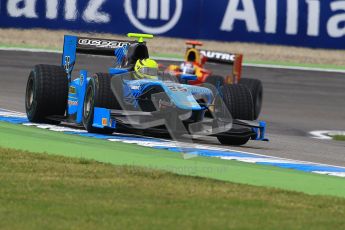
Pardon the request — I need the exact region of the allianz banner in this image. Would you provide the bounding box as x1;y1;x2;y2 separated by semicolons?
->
0;0;344;49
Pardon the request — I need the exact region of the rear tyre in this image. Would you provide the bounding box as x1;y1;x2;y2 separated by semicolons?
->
239;78;263;120
217;84;254;146
82;73;119;134
25;65;68;124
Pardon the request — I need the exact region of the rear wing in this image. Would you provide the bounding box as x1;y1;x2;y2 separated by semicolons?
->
200;49;243;84
76;37;132;56
62;35;134;78
200;50;238;65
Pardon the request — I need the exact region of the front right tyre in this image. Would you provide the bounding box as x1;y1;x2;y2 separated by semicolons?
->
216;84;254;146
239;78;263;120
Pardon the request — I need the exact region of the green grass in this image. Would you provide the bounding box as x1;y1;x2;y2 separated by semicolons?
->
245;59;345;71
1;147;345;230
0;43;60;51
333;135;345;141
1;122;345;198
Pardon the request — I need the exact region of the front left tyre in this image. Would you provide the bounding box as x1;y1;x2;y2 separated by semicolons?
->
25;65;68;124
82;73;119;134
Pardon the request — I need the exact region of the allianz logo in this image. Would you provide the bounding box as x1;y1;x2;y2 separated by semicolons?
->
4;0;112;23
4;0;183;34
220;0;345;38
125;0;183;34
5;0;343;39
136;0;171;21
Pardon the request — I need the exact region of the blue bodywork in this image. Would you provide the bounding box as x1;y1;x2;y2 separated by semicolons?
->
93;107;116;129
253;121;268;141
62;35;213;128
123;79;212;111
61;35;267;142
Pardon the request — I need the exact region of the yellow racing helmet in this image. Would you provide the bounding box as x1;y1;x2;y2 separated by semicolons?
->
134;58;158;79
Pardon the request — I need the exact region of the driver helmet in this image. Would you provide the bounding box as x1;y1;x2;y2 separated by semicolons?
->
180;62;195;75
134;58;158;79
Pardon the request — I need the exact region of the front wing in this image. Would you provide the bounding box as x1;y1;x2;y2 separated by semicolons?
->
91;107;268;142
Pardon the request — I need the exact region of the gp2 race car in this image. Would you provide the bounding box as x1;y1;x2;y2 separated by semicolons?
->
166;41;263;120
25;33;268;146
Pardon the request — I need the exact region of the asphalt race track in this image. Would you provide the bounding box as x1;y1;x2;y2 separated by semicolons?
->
0;50;344;166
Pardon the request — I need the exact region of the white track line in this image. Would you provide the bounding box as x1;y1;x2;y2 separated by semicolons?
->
310;130;345;140
1;47;345;74
3;108;345;171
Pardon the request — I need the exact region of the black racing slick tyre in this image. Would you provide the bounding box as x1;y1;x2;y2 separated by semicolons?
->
25;65;68;124
82;73;119;134
217;135;250;146
221;84;254;120
240;78;263;120
217;85;254;146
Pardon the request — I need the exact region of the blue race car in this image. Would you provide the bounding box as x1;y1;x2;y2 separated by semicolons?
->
25;33;267;146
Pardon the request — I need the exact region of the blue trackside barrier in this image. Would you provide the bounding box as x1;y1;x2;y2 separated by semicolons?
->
0;0;344;49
